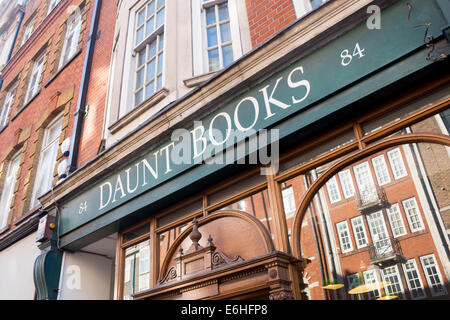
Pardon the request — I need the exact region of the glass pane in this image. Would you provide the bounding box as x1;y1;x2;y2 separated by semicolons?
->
205;7;216;25
137;10;145;26
157;53;163;73
208;48;219;72
156;7;165;28
135;89;143;106
207;26;217;47
123;240;150;300
220;23;231;43
218;3;229;21
145;81;155;99
145;17;154;36
310;0;323;10
137;49;146;67
147;1;156;16
136;68;145;88
123;224;150;243
156;75;162;90
158;33;164;50
146;59;156;82
157;0;165;10
222;44;233;67
148;39;157;58
136;27;144;45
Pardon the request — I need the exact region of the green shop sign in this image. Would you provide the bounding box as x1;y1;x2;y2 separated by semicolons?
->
59;0;448;237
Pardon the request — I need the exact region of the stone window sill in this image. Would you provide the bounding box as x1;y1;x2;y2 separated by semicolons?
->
109;87;169;134
183;71;218;88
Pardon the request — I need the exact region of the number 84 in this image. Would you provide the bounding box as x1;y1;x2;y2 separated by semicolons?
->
341;43;365;66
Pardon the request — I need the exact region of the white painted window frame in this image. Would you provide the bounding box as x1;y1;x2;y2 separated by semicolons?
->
336;220;353;253
30;115;63;209
21;21;35;46
192;0;243;76
402;258;426;300
402;197;425;233
0;86;16;128
59;9;82;69
338;169;355;199
350;216;368;249
0;151;21;230
381;265;405;299
119;0;166;117
387;148;407;180
25;52;45;105
326;176;341;204
386;203;407;238
353;161;376;196
371;154;391;186
419;254;447;297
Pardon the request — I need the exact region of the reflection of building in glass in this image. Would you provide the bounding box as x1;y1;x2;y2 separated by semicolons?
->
287;137;449;300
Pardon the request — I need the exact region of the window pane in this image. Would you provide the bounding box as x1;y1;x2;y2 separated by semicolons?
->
205;7;216;25
146;59;155;82
123;224;150;243
136;27;144;45
207;26;218;47
158;33;164;50
157;0;165;10
222;45;233;67
136;68;145;88
135;89;143;106
137;9;145;26
145;17;155;37
156;7;165;28
123;240;150;300
218;3;229;21
157;53;163;74
220;23;231;43
137;49;146;67
147;1;156;16
208;48;219;71
148;39;157;58
156;75;162;90
145;81;155;99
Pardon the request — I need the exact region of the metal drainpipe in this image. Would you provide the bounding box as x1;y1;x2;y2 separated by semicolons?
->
67;0;102;173
0;6;25;90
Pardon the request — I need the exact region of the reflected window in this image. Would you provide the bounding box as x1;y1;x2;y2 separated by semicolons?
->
402;197;424;233
353;161;375;196
387;148;407;180
350;216;368;249
336;220;353;253
326;176;341;203
371;155;391;186
381;265;405;299
402;259;426;300
420;254;447;297
282;186;296;218
123;240;150;299
386;203;407;237
338;169;355;199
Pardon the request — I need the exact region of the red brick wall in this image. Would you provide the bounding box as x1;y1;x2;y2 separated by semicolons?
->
0;0;116;236
245;0;297;47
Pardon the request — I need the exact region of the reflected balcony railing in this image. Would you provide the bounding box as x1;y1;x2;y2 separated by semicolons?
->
354;185;388;214
368;237;405;267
